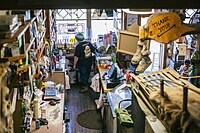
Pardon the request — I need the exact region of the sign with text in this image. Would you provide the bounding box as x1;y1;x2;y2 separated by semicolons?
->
139;13;196;44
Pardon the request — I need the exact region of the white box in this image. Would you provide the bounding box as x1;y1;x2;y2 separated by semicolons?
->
177;43;186;56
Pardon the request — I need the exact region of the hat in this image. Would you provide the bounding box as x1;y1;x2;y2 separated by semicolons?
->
184;59;190;65
75;32;84;41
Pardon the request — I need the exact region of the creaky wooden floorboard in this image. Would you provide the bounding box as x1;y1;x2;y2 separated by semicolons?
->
65;84;102;133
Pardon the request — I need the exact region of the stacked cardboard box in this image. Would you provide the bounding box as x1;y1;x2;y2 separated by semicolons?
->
0;15;19;39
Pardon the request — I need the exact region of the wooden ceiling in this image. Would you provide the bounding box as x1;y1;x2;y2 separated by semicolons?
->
0;0;200;10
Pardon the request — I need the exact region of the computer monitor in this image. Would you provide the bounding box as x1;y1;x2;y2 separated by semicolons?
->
107;64;117;79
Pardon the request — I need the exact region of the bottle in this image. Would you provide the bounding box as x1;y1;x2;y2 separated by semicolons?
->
35;119;40;129
18;59;23;68
113;54;117;63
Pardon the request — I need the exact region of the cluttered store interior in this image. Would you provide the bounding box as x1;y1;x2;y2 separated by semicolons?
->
0;7;200;133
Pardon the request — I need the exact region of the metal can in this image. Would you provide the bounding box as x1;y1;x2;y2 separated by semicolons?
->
36;119;40;129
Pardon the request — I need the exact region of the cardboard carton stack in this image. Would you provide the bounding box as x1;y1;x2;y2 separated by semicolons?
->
0;15;19;39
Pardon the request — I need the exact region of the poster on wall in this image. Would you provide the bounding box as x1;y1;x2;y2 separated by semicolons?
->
126;14;138;30
57;23;85;34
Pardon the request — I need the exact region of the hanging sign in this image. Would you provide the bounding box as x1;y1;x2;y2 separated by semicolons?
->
139;12;196;44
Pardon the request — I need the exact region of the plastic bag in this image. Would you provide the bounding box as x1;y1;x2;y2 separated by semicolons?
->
90;73;100;92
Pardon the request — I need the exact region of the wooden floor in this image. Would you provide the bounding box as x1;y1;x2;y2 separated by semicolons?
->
65;84;102;133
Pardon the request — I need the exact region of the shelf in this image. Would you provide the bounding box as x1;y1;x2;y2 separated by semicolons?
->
30;17;37;23
16;65;30;74
4;54;26;62
32;73;40;80
0;23;30;44
38;31;46;48
38;42;47;59
13;23;30;40
25;37;36;54
40;31;46;42
0;16;42;45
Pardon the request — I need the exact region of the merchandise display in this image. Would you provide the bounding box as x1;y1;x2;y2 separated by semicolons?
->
132;67;200;132
0;9;62;132
0;8;200;133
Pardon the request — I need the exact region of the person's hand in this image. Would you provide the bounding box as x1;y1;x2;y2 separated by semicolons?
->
73;65;77;70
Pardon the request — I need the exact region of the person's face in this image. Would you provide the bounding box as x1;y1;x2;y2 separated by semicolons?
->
185;63;190;66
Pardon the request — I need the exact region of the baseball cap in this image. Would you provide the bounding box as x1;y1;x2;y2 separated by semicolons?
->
75;32;84;41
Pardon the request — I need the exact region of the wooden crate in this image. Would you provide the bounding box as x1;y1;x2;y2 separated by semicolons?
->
132;67;200;132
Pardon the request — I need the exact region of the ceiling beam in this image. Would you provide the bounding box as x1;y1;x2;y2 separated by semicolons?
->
0;0;200;10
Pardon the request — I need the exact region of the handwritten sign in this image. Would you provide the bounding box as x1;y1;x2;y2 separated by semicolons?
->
139;13;195;44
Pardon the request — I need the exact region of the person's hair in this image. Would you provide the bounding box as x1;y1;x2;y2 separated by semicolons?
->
184;59;190;64
75;32;84;42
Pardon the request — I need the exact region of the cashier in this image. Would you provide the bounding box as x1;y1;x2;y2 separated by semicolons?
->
178;59;191;76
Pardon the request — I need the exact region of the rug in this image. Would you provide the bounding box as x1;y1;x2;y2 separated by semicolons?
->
76;109;102;130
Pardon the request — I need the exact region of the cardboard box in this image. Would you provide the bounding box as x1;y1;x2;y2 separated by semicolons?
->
3;43;20;57
117;26;139;56
177;43;186;56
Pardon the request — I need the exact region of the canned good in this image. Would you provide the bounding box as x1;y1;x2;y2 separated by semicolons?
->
36;119;40;129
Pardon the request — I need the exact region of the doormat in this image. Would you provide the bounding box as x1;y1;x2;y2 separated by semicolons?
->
76;109;102;130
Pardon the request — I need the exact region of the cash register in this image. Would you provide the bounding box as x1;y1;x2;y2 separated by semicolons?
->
104;63;121;88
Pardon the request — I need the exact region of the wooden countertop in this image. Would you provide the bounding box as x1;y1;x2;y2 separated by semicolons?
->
97;64;113;93
30;93;65;133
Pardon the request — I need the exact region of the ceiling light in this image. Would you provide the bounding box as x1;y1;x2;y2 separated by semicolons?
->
122;9;154;14
101;9;108;19
92;9;99;19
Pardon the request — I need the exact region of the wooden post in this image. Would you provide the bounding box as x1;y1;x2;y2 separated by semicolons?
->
183;86;188;112
86;9;92;40
163;43;168;69
160;79;164;97
198;34;200;51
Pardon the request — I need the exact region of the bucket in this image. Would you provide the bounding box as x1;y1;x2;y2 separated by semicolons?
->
68;69;77;84
89;71;96;83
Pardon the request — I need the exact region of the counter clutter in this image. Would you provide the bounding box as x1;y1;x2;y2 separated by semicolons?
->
0;9;200;133
96;54;199;133
132;67;200;132
0;9;60;133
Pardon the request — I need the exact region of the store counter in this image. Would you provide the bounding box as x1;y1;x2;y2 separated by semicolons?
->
97;64;113;93
97;63;168;133
30;93;65;133
97;63;134;133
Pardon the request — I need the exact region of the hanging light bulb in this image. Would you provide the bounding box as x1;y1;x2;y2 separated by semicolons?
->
101;9;108;19
92;9;99;19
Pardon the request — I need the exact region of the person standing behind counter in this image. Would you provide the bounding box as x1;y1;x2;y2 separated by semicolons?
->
73;32;96;93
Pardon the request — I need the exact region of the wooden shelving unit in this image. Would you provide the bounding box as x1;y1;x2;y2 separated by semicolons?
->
4;54;26;62
0;9;54;133
16;64;30;74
